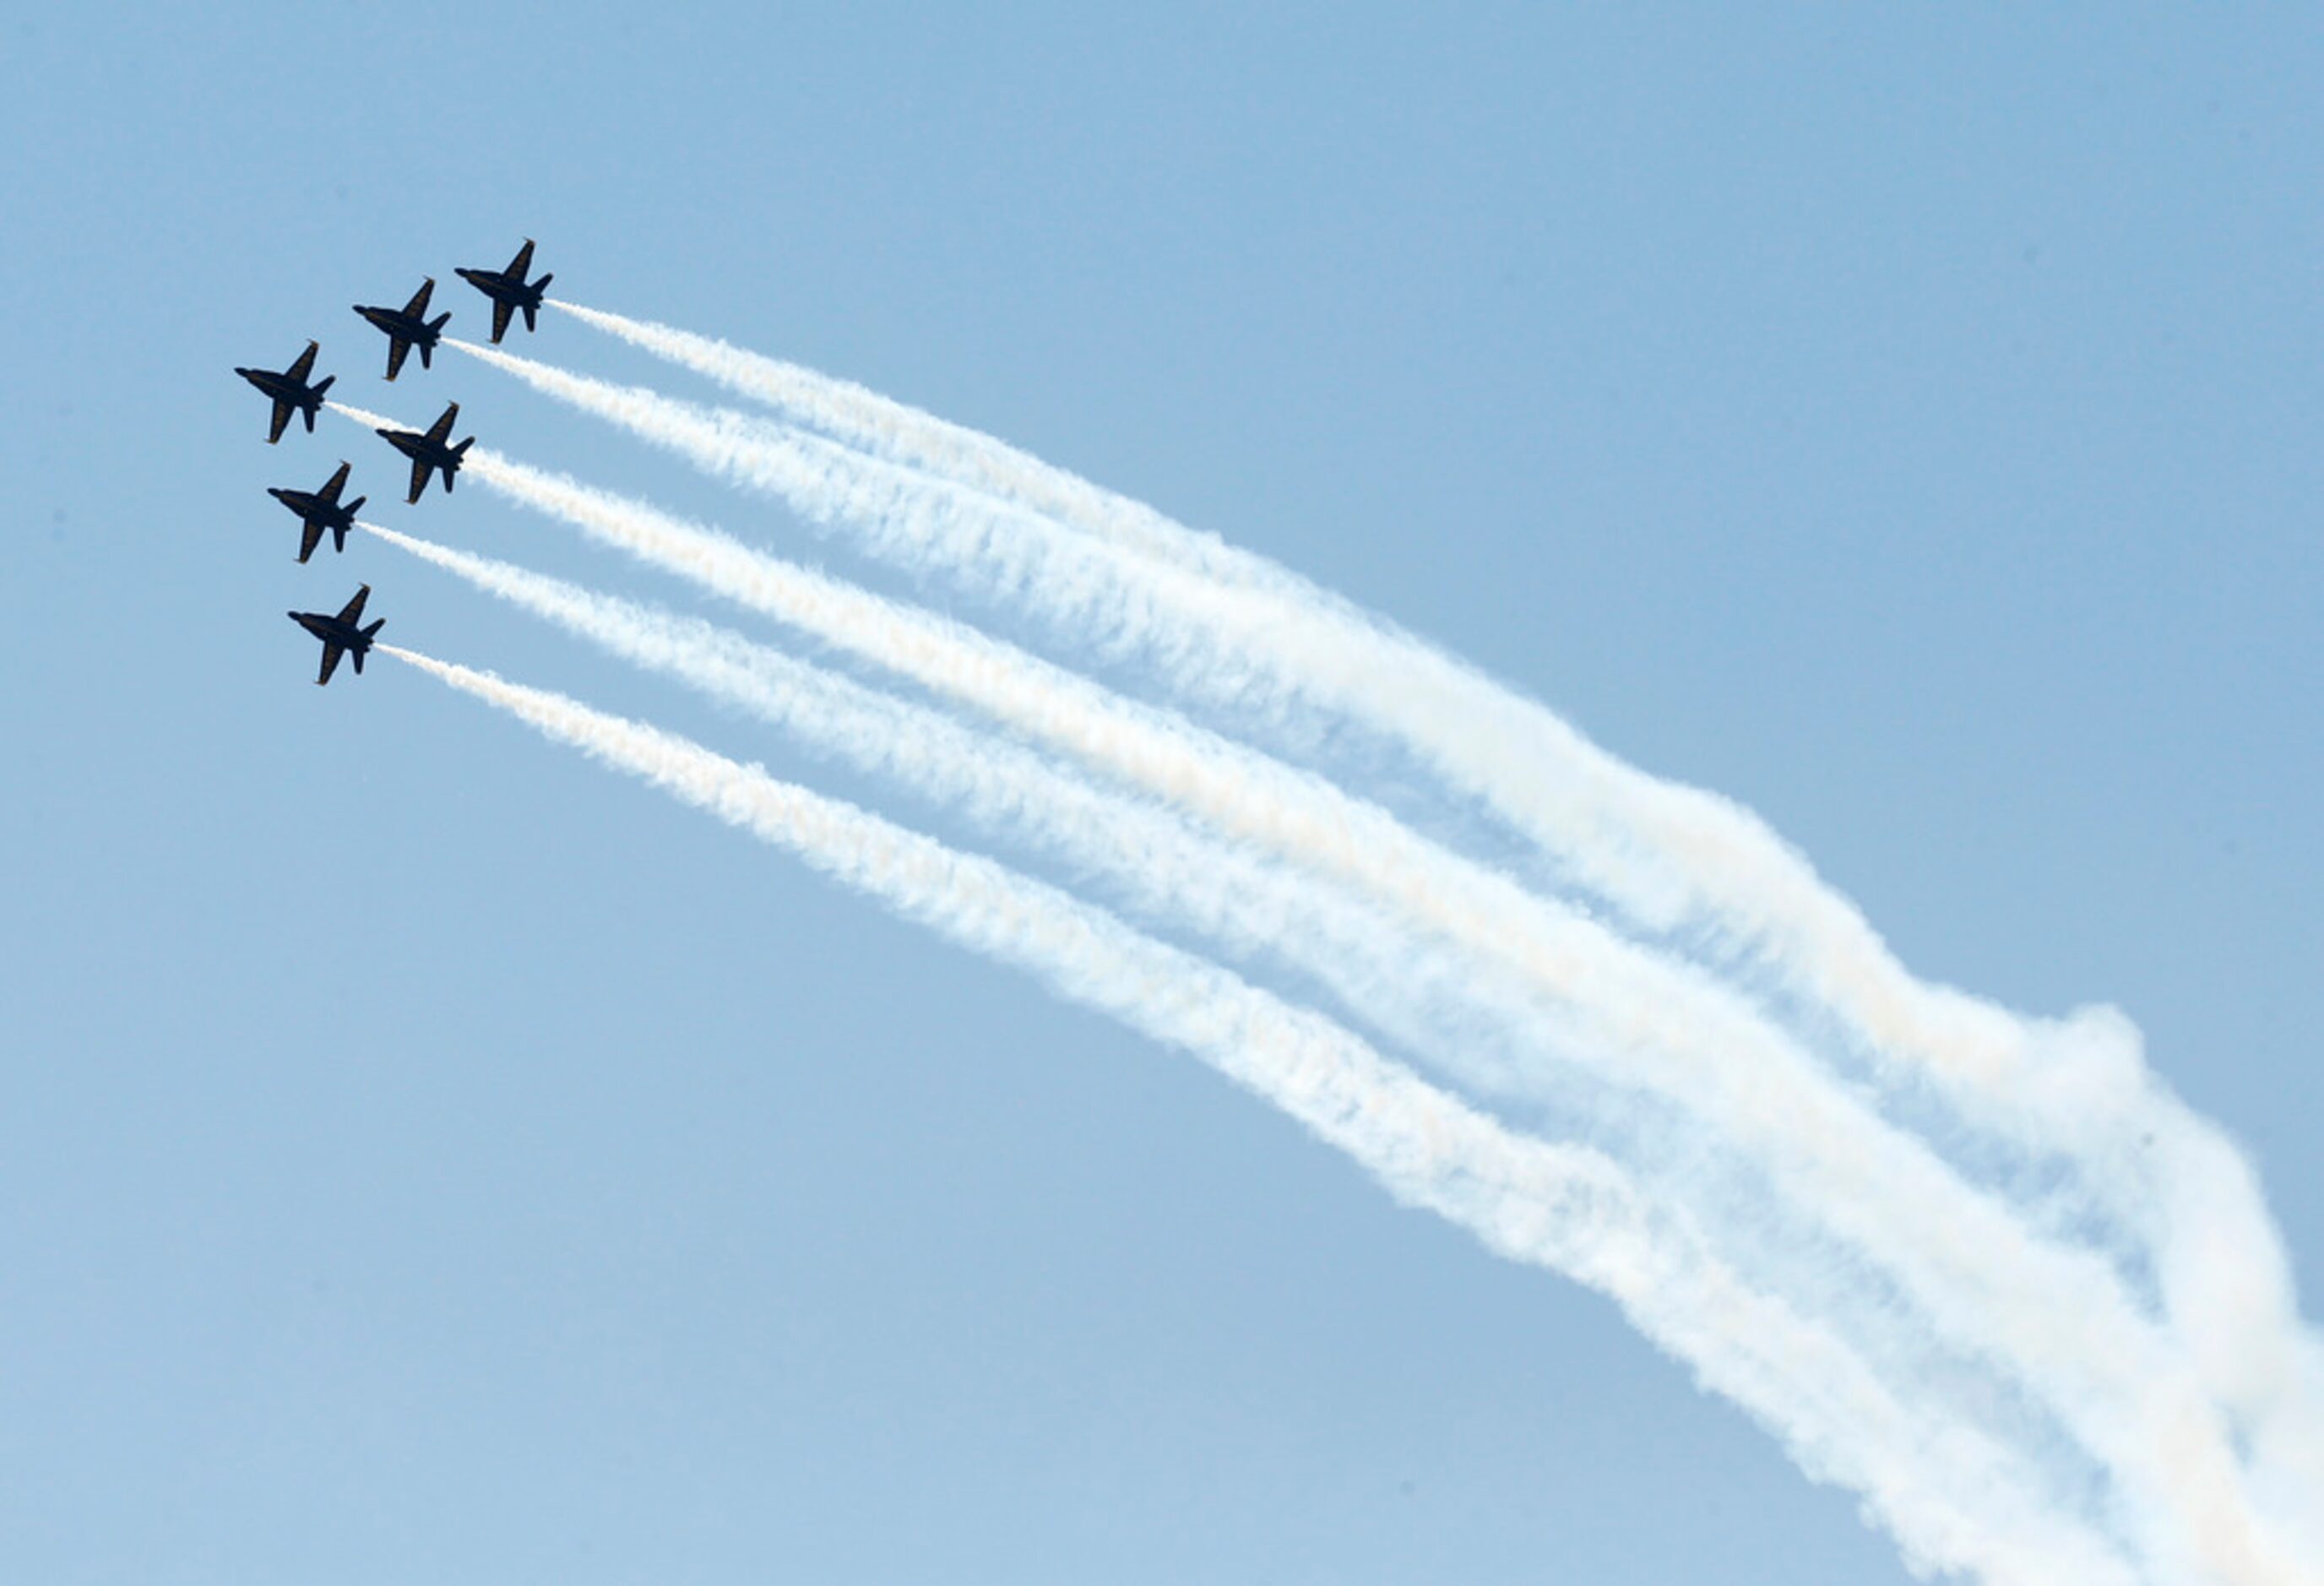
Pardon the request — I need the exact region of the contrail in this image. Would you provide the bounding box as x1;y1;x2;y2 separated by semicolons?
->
358;448;2300;1578
441;342;2316;1475
327;399;399;432
360;519;1586;1098
381;642;2145;1586
547;299;1307;603
373;395;2291;1558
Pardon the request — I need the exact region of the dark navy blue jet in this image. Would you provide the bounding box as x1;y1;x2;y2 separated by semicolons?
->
288;584;383;687
454;239;551;345
375;401;474;503
269;461;367;564
235;340;335;443
353;278;451;382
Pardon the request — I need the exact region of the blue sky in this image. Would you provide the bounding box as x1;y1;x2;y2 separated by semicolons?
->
1;5;2316;1581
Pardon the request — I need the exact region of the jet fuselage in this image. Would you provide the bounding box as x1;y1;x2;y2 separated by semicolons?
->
289;609;372;653
287;583;383;685
269;487;361;561
354;304;443;351
234;342;334;442
455;240;551;343
353;279;450;381
376;402;474;503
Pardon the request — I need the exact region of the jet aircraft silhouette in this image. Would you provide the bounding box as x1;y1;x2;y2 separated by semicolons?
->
269;462;367;563
289;584;383;686
375;401;475;503
454;239;552;344
353;278;451;381
235;341;334;443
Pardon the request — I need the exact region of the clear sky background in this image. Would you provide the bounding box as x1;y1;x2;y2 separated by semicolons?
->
1;5;2316;1582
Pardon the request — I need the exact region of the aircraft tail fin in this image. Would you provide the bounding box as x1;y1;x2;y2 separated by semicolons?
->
523;280;549;332
347;495;367;519
418;340;433;371
313;374;335;398
362;618;385;640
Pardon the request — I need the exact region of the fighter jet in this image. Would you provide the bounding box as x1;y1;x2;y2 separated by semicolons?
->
454;239;552;345
268;462;367;564
235;340;334;443
353;278;452;381
375;401;474;503
288;584;383;686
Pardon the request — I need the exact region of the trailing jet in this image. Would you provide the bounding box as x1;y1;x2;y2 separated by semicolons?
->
235;340;334;443
375;401;475;503
454;239;552;345
288;584;383;687
354;278;451;381
268;462;367;564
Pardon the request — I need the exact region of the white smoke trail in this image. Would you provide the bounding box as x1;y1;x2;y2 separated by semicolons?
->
441;340;2317;1484
534;309;2320;1403
546;299;1306;603
367;439;2303;1580
360;519;1583;1095
327;399;399;432
523;312;2147;1117
382;642;2146;1586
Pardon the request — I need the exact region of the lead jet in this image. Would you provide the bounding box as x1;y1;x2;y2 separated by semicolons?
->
288;584;384;686
375;401;475;503
353;278;451;381
234;340;335;443
453;238;552;345
268;461;367;563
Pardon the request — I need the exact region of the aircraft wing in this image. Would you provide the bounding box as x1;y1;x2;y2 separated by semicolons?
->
286;340;318;383
405;278;435;317
508;240;535;280
299;519;324;564
424;403;459;443
406;455;432;503
317;642;344;687
384;336;410;383
336;584;372;625
319;462;350;502
489;298;514;345
268;399;294;445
